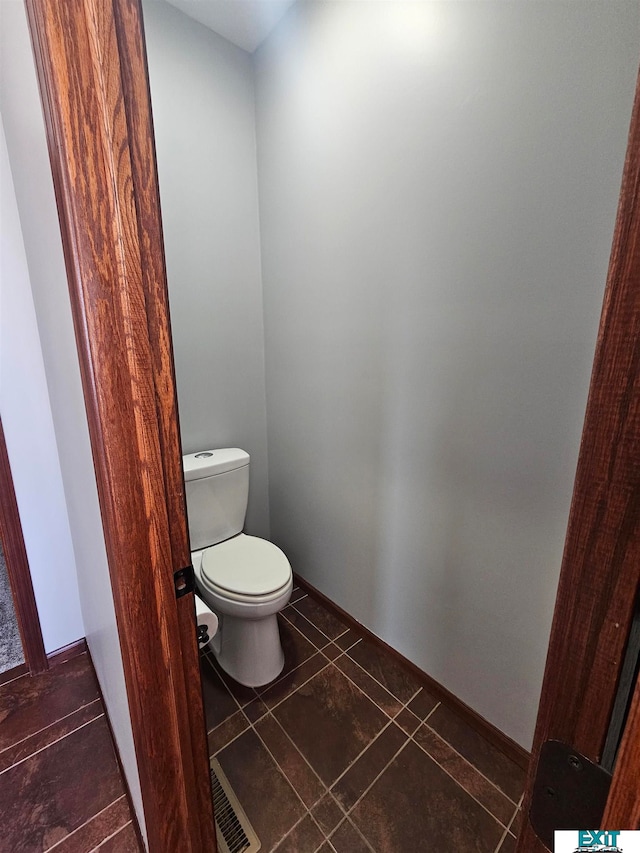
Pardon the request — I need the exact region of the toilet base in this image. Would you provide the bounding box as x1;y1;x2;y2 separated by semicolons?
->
193;549;292;688
212;611;285;687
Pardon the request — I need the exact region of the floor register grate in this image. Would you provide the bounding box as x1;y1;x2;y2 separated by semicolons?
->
210;758;261;853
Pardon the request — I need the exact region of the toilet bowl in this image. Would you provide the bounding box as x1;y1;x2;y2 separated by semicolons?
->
193;534;292;687
183;449;292;688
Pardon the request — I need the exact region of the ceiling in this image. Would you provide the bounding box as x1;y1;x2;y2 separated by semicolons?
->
163;0;298;53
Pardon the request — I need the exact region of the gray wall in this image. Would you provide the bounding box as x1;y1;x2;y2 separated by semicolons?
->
1;117;84;655
0;2;145;839
144;0;270;538
254;1;640;748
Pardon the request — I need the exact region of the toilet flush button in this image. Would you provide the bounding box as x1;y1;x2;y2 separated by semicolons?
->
195;452;213;458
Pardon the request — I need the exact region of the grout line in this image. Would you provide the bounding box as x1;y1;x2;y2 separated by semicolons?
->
280;610;344;659
290;599;350;646
308;790;350;851
248;663;401;852
86;820;132;853
419;718;523;809
404;685;424;707
239;703;259;727
300;598;523;785
261;657;332;716
335;650;410;714
268;711;329;796
250;662;410;849
423;701;441;723
506;802;520;833
42;795;127;853
209;718;250;757
0;698;102;756
351;816;377;852
327;636;363;659
0;713;104;776
202;651;256;713
272;810;314;851
331;815;376;852
328;715;398;790
329;658;398;723
207;709;251;758
324;706;442;841
212;630;444;786
279;599;320;636
493;824;511;853
338;698;510;850
340;732;411;817
399;685;441;729
333;634;363;655
281;607;330;647
251;721;331;843
410;718;513;831
254;710;329;815
506;795;524;841
210;656;334;756
215;659;335;769
255;617;333;698
273;788;340;853
342;642;409;699
493;798;520;853
319;645;343;665
273;806;329;853
308;811;328;847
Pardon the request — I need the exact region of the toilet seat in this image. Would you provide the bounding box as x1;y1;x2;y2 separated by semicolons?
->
200;533;292;602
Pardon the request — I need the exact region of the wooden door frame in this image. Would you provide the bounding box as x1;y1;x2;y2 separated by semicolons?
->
0;417;47;678
604;672;640;828
24;0;215;850
518;66;640;850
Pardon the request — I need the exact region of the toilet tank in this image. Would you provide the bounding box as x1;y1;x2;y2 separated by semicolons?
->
183;449;250;550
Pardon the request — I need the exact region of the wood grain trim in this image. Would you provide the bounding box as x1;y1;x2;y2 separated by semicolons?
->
0;418;47;674
112;4;215;846
24;1;213;849
113;0;191;575
517;67;640;851
293;573;531;770
47;638;88;668
603;670;640;828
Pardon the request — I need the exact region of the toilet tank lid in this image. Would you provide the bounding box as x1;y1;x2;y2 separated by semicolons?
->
183;448;250;481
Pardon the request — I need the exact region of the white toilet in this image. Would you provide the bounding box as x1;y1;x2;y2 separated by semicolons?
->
183;448;293;687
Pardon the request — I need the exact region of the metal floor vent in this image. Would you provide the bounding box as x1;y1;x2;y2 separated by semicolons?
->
210;758;261;853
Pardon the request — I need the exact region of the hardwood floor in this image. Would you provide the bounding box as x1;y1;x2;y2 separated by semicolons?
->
0;653;140;852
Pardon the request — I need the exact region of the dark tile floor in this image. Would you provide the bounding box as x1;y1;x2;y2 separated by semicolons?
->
204;586;526;853
0;653;140;852
0;594;525;852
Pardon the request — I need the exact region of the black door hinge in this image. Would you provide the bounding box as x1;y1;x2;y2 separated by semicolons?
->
174;565;195;599
529;740;612;850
